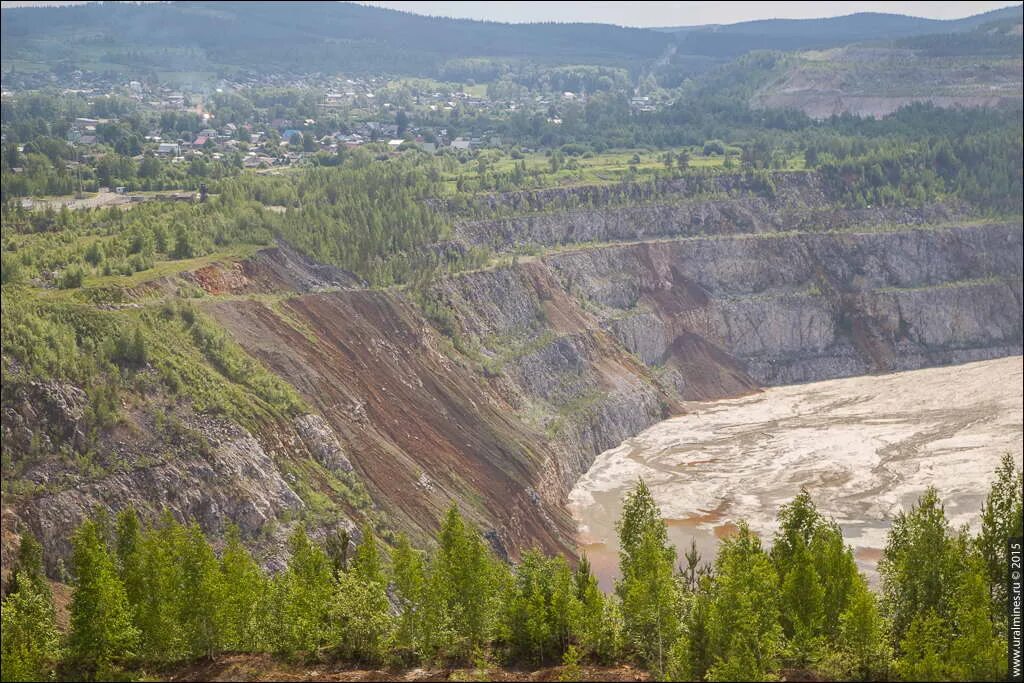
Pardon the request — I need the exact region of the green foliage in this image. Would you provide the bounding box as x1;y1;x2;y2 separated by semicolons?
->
390;534;427;661
1;538;60;683
820;574;891;681
814;123;1023;211
771;489;860;666
123;512;186;662
352;523;385;586
58;264;85;289
0;570;61;683
501;550;579;664
614;481;680;675
5;533;48;598
894;610;951;681
678;576;714;680
331;570;392;664
615;480;670;579
176;523;226;659
330;524;393;663
67;518;140;679
946;558;1005;681
557;644;584;682
707;523;783;682
219;526;270;653
572;555;619;663
779;540;824;665
270;526;335;658
109;325;147;367
425;505;507;662
976;452;1024;621
6;461;1019;680
878;486;967;643
0;294;305;488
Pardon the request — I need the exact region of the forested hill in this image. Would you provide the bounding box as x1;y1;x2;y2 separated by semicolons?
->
662;4;1024;58
4;2;1021;79
0;1;670;77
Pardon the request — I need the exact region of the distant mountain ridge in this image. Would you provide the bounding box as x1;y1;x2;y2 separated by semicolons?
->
2;1;1021;77
659;5;1021;35
659;5;1023;58
0;1;670;77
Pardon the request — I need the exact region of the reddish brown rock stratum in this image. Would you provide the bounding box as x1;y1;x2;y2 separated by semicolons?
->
4;173;1020;572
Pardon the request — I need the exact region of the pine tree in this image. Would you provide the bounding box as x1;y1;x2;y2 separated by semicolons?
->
772;492;857;650
809;520;857;638
219;525;268;653
271;526;335;658
707;523;782;681
1;570;61;683
5;534;48;599
503;550;580;664
615;479;669;579
683;577;714;680
772;489;821;574
131;510;187;663
572;555;617;663
706;636;770;682
549;557;579;658
426;505;504;661
947;558;1006;681
665;632;694;682
895;610;952;681
614;481;680;676
391;534;427;661
879;487;966;642
976;453;1024;621
822;573;891;681
331;570;392;663
352;523;385;585
780;540;824;666
114;508;145;635
67;518;140;679
177;523;225;659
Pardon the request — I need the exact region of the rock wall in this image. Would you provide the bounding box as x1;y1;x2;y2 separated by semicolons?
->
1;376;362;574
545;223;1022;386
4;172;1020;572
454;172;969;251
209;218;1020;560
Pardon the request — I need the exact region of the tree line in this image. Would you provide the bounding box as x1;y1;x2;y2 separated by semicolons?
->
2;454;1020;682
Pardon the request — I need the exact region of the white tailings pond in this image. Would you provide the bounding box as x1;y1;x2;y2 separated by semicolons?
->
570;357;1024;590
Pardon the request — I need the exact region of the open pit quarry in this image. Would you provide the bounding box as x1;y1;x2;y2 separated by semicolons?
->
4;171;1022;570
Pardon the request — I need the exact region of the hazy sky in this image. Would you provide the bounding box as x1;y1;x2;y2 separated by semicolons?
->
0;1;1020;27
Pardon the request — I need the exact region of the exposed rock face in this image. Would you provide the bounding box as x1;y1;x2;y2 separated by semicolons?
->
207;290;585;557
208;211;1020;560
184;241;362;296
752;46;1023;119
5;411;306;574
545;223;1022;387
454;172;968;251
4;173;1020;573
293;414;353;474
1;368;365;576
244;241;364;292
2;381;90;459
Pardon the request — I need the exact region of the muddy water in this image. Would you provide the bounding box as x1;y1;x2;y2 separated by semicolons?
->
569;357;1024;590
